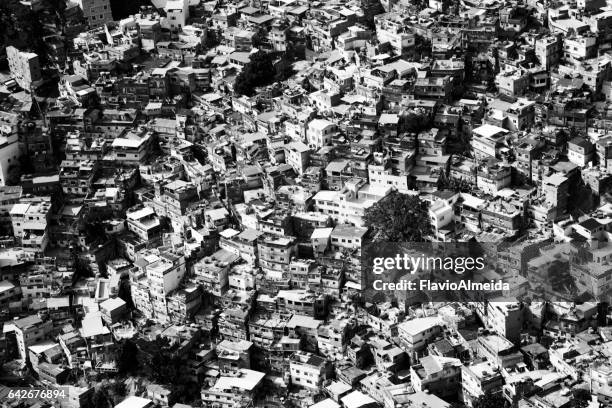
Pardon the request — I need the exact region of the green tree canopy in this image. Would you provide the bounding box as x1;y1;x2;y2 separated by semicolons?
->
364;191;432;242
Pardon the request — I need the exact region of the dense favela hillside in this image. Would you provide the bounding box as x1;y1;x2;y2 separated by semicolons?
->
0;0;612;407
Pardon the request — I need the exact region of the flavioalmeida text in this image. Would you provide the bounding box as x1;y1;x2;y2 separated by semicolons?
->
373;279;509;291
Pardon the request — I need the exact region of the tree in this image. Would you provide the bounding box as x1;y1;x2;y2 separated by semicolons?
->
74;256;94;279
364;191;433;242
359;0;385;28
90;387;111;408
117;273;135;310
6;155;34;186
0;1;50;65
402;109;432;133
414;34;431;61
204;29;220;49
84;221;108;243
473;393;510;408
6;165;22;186
570;388;591;408
598;302;609;326
109;0;150;20
274;57;294;82
439;177;473;193
117;339;139;374
172;380;202;405
112;381;127;397
234;51;275;96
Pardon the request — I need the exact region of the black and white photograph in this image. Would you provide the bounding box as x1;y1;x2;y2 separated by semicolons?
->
0;0;610;407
